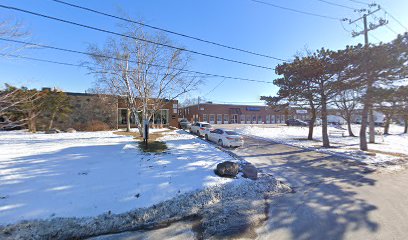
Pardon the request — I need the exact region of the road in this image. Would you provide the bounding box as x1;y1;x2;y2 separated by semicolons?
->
236;136;408;240
91;135;408;240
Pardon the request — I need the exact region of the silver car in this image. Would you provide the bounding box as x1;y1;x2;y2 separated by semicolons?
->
190;122;212;137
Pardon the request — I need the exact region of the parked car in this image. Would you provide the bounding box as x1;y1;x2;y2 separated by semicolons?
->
178;119;191;130
205;129;244;148
190;122;213;137
285;119;308;126
304;118;322;126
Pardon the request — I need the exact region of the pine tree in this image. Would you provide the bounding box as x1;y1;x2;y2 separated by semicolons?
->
43;90;72;130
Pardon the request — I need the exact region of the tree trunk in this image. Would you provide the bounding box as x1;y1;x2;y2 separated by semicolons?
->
48;111;57;130
360;76;374;151
29;115;37;133
404;118;407;134
126;108;131;132
369;108;375;143
383;115;391;135
135;112;143;136
308;103;316;140
346;113;355;137
360;104;369;151
321;96;330;148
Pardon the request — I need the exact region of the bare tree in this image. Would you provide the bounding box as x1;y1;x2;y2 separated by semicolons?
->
0;86;19;115
0;19;34;128
87;20;199;136
0;85;46;131
0;19;30;54
334;89;360;137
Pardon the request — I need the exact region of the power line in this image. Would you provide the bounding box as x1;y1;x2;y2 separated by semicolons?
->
345;0;408;32
0;53;89;68
249;0;341;20
50;0;284;61
384;24;399;35
0;53;218;80
383;9;408;32
315;0;357;10
0;43;275;84
354;23;381;42
346;0;371;5
372;12;400;35
0;4;277;70
0;38;275;84
204;78;225;97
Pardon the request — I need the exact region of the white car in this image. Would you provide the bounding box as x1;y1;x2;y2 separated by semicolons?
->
205;129;244;148
190;122;213;137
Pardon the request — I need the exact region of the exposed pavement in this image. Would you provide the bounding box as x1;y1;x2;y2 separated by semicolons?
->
90;135;408;240
236;136;408;240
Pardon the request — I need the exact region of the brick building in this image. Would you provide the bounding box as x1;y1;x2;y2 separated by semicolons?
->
37;92;179;130
178;102;377;125
179;103;307;124
117;97;179;128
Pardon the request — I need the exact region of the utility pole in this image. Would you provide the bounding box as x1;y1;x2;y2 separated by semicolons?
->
347;5;388;149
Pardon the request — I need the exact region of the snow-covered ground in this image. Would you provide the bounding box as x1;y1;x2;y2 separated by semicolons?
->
0;130;238;225
234;124;408;165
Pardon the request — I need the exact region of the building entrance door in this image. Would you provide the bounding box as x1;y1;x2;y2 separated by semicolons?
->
231;114;238;124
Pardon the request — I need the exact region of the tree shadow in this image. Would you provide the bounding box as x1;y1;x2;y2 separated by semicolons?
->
0;131;238;225
231;137;379;239
0;131;380;240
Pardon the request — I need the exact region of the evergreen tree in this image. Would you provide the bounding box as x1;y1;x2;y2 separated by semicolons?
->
342;33;408;150
43;90;72;130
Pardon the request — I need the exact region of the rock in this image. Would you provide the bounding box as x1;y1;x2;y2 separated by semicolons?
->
45;128;61;134
215;161;239;178
241;164;258;180
66;128;77;133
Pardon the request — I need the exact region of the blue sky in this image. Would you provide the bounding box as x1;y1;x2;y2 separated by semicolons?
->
1;0;407;104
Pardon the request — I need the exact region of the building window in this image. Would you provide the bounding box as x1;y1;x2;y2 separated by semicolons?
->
271;115;276;123
223;114;229;124
118;108;136;125
266;115;270;124
203;114;208;122
209;114;215;123
217;114;222;124
252;115;257;124
240;115;245;123
246;115;251;124
152;109;169;125
258;115;262;124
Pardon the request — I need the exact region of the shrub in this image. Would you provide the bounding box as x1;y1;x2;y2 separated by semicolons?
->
73;120;111;131
138;141;167;153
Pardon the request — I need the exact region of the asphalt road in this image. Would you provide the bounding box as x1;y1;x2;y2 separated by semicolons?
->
235;136;408;240
91;135;408;240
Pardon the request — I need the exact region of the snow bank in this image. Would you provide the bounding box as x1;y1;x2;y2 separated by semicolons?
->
0;130;238;225
0;175;290;240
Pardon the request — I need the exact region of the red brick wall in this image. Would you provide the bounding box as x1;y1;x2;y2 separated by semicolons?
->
179;103;292;124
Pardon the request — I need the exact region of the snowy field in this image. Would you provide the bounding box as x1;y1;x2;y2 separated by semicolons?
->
0;130;238;225
232;124;408;165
